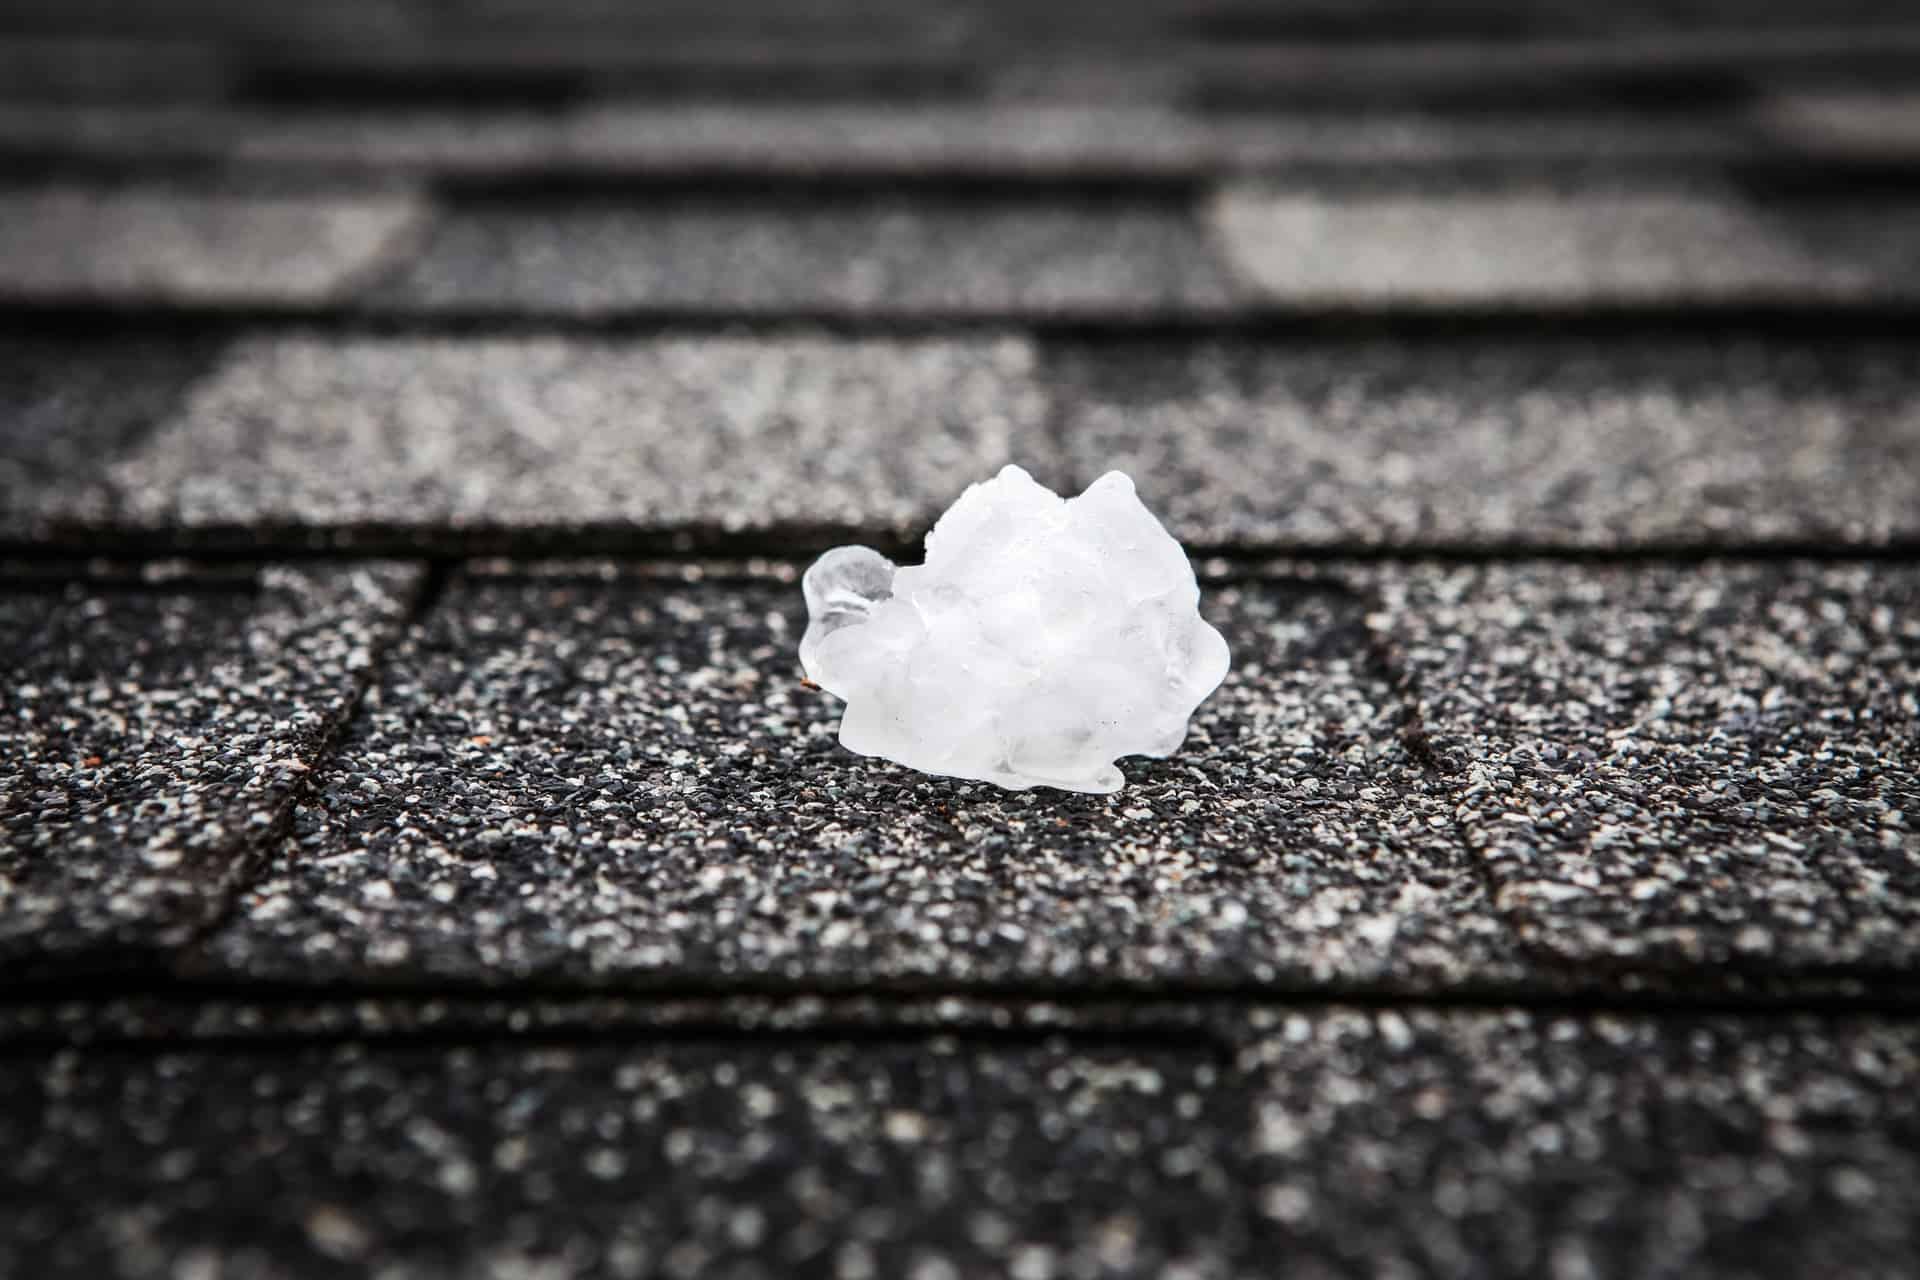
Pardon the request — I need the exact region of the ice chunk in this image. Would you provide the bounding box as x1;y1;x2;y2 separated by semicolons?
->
799;464;1230;794
800;545;897;687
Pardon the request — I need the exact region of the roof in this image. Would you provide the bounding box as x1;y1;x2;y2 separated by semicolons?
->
3;3;1918;1276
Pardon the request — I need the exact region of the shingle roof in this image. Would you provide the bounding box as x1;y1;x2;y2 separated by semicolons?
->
1;563;420;979
2;3;1918;1275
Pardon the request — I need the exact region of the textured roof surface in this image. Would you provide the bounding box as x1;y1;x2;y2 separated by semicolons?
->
83;334;1050;544
3;1;1918;1276
1380;561;1920;974
1055;337;1920;550
185;571;1518;993
0;185;428;303
1;563;419;982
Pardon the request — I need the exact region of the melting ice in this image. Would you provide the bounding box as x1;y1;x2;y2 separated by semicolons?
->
800;465;1231;794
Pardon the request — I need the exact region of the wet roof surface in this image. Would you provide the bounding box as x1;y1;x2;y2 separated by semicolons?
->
3;2;1918;1276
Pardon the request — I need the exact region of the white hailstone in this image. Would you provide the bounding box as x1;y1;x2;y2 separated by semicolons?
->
800;464;1230;794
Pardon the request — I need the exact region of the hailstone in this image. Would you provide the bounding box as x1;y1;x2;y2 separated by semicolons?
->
799;464;1230;794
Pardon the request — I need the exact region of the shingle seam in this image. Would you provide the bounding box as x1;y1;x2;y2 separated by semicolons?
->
14;299;1920;336
1353;578;1563;990
325;188;442;303
0;1012;1245;1062
155;558;441;974
8;982;1920;1051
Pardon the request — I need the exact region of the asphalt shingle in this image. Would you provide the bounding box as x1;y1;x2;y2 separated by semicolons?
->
1374;562;1920;974
187;568;1517;993
558;103;1751;180
562;101;1219;177
1052;336;1920;551
0;335;224;538
33;332;1918;557
1209;184;1920;308
0;184;428;304
4;3;1920;1275
78;334;1051;552
2;1038;1245;1280
0;101;1751;181
229;109;564;175
1186;25;1920;110
1236;1009;1920;1279
3;1010;1915;1278
0;37;228;104
1755;88;1920;163
0;990;1232;1047
0;562;421;983
375;193;1241;318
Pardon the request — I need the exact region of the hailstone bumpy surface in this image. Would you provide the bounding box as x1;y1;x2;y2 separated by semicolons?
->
799;465;1231;794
